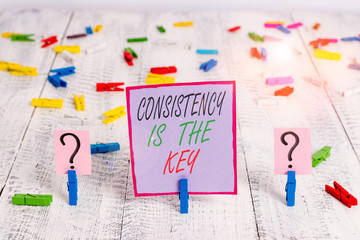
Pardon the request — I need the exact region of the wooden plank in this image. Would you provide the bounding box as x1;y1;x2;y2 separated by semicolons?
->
0;9;71;189
120;12;258;240
292;12;360;161
219;12;360;239
0;11;146;239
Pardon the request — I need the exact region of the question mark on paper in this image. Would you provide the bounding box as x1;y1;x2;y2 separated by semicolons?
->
60;133;81;169
280;131;299;169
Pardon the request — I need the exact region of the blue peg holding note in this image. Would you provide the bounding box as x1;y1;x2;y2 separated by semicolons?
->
179;179;189;214
67;170;78;206
285;171;296;206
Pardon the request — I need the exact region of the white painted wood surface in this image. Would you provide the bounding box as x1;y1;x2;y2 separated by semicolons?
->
0;10;359;239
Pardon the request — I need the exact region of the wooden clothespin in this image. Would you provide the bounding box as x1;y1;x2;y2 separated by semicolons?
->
179;179;189;214
326;181;357;208
102;106;126;124
96;82;124;92
74;94;85;111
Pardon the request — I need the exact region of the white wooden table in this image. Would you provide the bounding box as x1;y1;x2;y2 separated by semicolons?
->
0;10;359;239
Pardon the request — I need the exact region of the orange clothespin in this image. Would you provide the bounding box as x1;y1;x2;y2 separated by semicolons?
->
312;23;320;30
309;39;330;49
274;86;294;96
250;48;261;59
325;181;357;208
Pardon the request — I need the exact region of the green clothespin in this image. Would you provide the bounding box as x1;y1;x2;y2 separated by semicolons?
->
124;47;138;58
157;25;166;33
312;146;331;167
127;37;148;43
12;194;53;206
11;34;35;42
248;32;264;42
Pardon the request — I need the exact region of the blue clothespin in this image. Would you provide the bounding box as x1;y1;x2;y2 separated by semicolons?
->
50;66;76;77
86;26;93;35
341;36;360;41
48;75;67;88
276;25;291;34
67;170;78;206
199;59;218;72
285;171;296;207
90;142;120;154
179;179;189;214
196;49;219;54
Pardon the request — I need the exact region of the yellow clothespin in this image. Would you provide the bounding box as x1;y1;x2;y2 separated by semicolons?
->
10;66;38;76
145;73;175;84
314;49;341;60
0;61;9;71
93;25;103;32
74;94;85;111
7;62;22;71
102;106;126;124
1;32;20;38
54;45;81;53
0;61;38;76
31;98;63;108
173;22;193;27
265;21;285;24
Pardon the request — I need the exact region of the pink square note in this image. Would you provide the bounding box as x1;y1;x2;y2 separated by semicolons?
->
274;128;311;175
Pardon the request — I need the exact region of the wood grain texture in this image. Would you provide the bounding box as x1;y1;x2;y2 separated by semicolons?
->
219;11;360;240
120;12;258;240
292;12;360;162
0;10;359;240
0;11;145;239
0;9;71;189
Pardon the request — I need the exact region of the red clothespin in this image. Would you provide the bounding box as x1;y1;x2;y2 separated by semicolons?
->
41;36;58;48
228;26;241;32
96;82;125;92
150;66;177;74
325;181;357;208
124;51;134;66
